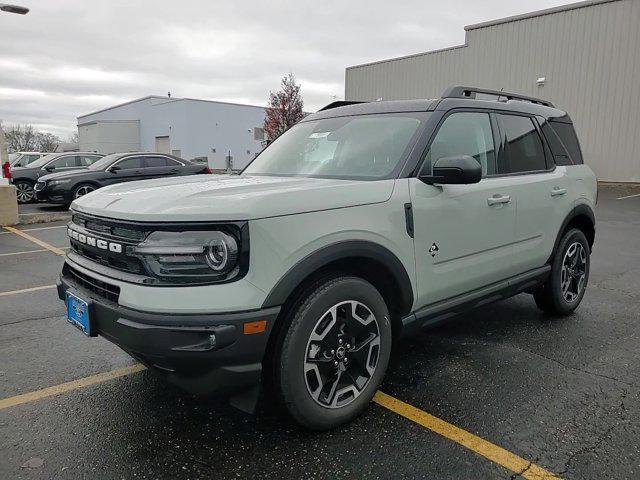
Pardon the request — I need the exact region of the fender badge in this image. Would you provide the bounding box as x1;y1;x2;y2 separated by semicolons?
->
429;243;439;257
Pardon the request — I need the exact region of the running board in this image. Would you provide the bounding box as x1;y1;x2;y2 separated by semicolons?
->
401;266;551;335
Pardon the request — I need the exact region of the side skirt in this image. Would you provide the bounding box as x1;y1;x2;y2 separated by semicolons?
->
400;266;550;336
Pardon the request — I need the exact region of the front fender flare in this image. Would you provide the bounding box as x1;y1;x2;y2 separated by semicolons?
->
261;240;414;315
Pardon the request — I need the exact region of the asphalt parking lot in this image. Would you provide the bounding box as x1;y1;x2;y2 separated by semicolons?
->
1;185;639;479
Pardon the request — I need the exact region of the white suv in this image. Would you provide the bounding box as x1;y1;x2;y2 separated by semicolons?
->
57;86;596;429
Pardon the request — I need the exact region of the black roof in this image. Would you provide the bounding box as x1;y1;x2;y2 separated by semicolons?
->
308;86;569;122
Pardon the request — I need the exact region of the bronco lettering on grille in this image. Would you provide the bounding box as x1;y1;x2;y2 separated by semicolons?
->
67;228;123;253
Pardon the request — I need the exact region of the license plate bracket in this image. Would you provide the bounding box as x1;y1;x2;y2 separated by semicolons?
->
66;291;95;336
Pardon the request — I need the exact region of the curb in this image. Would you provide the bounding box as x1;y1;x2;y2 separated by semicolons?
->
18;213;71;225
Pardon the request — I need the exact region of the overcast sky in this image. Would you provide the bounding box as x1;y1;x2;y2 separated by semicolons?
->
1;0;577;138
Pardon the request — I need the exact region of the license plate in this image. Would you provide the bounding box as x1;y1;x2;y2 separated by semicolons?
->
66;291;91;336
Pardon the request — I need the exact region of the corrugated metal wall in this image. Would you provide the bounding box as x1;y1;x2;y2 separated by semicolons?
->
345;0;640;182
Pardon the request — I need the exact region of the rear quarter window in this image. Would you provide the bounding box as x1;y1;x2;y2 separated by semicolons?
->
549;121;584;165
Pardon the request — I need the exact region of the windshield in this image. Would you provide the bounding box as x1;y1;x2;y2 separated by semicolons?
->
243;113;428;180
8;153;19;163
24;153;59;169
88;153;121;170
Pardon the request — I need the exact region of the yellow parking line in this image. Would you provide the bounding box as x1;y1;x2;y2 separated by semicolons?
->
373;391;559;479
0;364;147;410
3;226;66;256
0;360;560;479
0;285;57;297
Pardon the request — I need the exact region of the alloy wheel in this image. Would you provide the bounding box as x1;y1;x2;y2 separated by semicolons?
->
15;183;34;203
74;185;95;199
560;241;587;302
304;300;381;409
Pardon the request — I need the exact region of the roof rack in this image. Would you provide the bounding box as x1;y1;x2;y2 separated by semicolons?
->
318;100;365;111
441;86;554;108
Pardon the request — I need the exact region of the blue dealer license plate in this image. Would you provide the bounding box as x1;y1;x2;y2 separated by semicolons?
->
66;291;91;336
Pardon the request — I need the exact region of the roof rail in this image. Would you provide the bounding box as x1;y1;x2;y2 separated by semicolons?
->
441;86;554;108
318;100;365;111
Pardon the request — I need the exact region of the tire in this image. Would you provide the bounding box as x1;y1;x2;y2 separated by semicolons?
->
276;276;392;430
14;180;35;204
73;183;96;200
533;228;590;316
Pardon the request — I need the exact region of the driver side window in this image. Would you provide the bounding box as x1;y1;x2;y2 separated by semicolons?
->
426;112;496;176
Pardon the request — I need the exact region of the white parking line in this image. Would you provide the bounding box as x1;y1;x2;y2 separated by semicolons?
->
0;246;69;257
617;193;640;200
0;285;56;297
0;225;68;235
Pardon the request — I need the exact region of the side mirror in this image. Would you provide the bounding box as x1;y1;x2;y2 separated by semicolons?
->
44;165;55;172
419;155;482;185
108;166;121;173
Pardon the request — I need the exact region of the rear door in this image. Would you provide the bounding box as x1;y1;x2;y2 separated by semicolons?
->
494;113;572;274
410;110;518;307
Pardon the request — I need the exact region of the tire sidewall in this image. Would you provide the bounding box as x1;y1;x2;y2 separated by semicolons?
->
279;276;392;430
549;229;590;314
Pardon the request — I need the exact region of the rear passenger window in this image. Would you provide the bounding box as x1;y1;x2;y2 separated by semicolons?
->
426;112;495;176
497;114;547;174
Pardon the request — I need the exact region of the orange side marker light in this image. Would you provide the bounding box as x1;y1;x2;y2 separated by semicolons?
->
243;320;267;335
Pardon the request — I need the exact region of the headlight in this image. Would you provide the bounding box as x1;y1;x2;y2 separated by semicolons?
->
132;230;240;283
49;179;71;185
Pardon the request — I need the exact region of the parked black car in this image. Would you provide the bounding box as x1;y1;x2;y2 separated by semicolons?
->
10;152;104;203
35;152;212;205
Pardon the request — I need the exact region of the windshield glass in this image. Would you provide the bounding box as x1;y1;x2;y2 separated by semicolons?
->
25;153;59;169
88;153;121;170
243;113;428;180
8;153;19;163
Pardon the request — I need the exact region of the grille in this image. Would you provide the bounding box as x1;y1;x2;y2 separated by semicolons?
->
65;265;120;303
69;214;147;275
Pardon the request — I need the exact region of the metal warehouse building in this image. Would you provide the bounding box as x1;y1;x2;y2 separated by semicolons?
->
345;0;640;183
78;96;266;170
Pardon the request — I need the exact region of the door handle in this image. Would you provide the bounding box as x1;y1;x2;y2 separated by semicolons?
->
551;187;567;197
487;194;511;206
170;168;179;173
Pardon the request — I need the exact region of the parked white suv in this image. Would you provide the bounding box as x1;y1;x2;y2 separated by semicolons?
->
57;86;596;429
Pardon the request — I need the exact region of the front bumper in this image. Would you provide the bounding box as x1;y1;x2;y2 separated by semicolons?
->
57;267;280;395
35;183;70;203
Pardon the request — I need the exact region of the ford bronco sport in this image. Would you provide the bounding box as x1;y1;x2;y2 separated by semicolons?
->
58;86;596;429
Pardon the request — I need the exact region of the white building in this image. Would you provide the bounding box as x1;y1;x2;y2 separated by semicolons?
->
77;95;267;170
345;0;640;183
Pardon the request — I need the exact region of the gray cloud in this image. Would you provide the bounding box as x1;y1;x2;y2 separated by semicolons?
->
1;0;574;137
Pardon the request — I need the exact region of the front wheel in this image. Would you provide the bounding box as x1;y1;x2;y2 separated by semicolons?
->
534;228;590;315
276;276;392;430
14;181;35;203
73;183;96;200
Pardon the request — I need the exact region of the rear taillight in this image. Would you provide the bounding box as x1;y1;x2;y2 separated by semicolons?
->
202;166;212;174
2;162;11;179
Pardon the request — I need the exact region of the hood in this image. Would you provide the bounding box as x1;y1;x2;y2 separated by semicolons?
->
39;168;89;182
72;174;395;222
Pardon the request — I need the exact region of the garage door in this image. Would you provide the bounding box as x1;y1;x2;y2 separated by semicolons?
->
155;136;170;153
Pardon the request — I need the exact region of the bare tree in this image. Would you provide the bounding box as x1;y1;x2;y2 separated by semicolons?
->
35;132;60;152
67;131;79;144
263;73;305;142
4;124;37;152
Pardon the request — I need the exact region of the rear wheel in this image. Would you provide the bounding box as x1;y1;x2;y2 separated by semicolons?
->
534;228;590;315
276;276;392;430
73;184;96;200
14;181;35;203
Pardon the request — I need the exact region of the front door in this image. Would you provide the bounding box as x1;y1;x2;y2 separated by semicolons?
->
155;136;170;154
410;111;517;308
